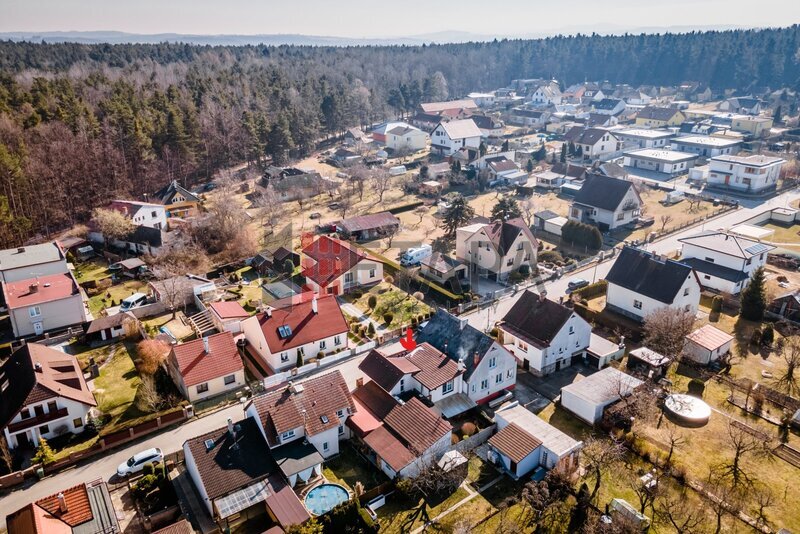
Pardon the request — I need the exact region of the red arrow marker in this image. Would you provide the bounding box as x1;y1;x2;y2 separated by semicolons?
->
400;327;416;351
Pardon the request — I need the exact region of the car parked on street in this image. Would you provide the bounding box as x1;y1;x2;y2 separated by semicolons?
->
117;447;164;477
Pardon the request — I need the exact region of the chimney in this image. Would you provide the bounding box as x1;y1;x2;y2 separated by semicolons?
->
457;356;466;372
539;290;548;302
29;283;39;294
17;247;24;254
57;492;67;513
473;352;480;368
312;296;318;314
265;307;272;318
618;336;626;349
355;377;364;388
34;362;42;373
227;417;235;438
459;317;468;331
203;336;210;354
334;257;342;272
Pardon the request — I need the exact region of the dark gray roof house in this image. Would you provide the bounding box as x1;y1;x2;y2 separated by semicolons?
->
564;126;611;146
572;173;639;212
416;309;494;379
606;246;697;305
498;291;575;349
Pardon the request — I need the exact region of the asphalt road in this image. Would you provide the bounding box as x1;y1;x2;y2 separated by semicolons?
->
0;187;797;529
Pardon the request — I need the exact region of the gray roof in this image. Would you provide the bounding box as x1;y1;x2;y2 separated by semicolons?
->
495;403;581;456
0;243;64;272
606;246;695;304
572;173;637;212
681;258;750;283
678;230;775;259
271;439;324;478
637;106;681;121
416;309;495;379
561;367;643;405
564;126;614;145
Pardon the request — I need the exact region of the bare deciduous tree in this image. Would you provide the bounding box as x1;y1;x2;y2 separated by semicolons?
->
253;185;285;236
582;436;626;503
655;488;708;534
136;375;164;412
713;421;771;488
643;307;695;359
659;214;673;232
775;334;800;396
520;197;536;227
92;207;134;242
370;168;393;203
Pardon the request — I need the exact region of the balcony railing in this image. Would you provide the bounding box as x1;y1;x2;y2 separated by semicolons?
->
8;407;69;433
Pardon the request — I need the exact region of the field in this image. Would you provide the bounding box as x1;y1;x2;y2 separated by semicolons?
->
90;342;146;428
760;222;800;252
346;282;431;328
86;279;148;317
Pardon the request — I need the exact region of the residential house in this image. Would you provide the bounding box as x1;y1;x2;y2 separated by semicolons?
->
678;230;775;294
151;180;201;218
2;272;87;338
335;212;401;241
507;108;550;128
419;99;478;115
614;129;674;150
530;84;562;106
208;300;250;334
252;246;300;275
6;479;121;534
670;136;741;158
107;200;167;230
300;236;383;295
471;114;504;138
605;246;701;322
455;218;537;282
430;119;482;157
385;124;429;153
730;115;773;137
488;403;582;478
167;332;245;403
84;312;139;346
88;224;166;256
0;242;69;283
623;149;698;177
408;112;443;131
425;161;452;180
244;370;356;465
497;291;592;376
706;154;784;193
266;168;337;202
717;97;763;115
344;126;370;145
1;343;96;449
592;98;626;116
467;92;497;107
563;127;621;161
416;309;517;405
240;294;348;373
635;107;686;128
550;161;588;182
684;324;733;365
487;157;524;183
331;148;362;166
359;343;472;417
560;367;644;424
583;113;618;128
183;417;310;531
569;173;642;231
419;253;467;286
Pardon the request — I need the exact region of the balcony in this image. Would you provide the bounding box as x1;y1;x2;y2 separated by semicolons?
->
8;407;69;433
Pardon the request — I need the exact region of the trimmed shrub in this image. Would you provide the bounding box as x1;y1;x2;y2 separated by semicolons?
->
687;378;705;398
382;312;394;325
367;295;377;309
489;328;499;339
366;323;375;336
143;462;156;476
761;324;774;346
711;295;723;313
538;250;564;263
750;328;762;346
461;422;477;437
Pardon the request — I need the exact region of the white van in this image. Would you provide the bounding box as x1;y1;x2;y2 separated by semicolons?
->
120;292;148;311
400;244;432;267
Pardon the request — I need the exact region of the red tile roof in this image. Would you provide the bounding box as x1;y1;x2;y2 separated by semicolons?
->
489;423;542;463
36;484;93;527
264;474;311;527
363;425;417;472
249;370;356;446
383;397;451;455
348;380;399;437
152;519;194;534
359;344;462;392
301;236;367;286
208;300;250;319
6;482;96;534
2;272;80;309
256;294;348;353
170;332;243;387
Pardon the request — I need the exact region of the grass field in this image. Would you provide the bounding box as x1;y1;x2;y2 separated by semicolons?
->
86;279;147;316
348;282;431;328
92;342;147;428
376;486;470;534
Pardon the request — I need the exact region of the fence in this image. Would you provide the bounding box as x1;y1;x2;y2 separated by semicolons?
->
450;424;496;454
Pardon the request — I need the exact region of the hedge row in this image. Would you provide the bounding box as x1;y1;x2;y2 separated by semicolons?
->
573;279;608;299
387;200;425;215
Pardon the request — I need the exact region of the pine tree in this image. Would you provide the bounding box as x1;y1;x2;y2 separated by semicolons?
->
491;198;522;221
740;267;767;321
773;105;782;124
560;144;567;163
526;159;534;172
440;195;475;235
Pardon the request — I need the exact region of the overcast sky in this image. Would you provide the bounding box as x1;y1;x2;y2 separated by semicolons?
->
2;0;797;38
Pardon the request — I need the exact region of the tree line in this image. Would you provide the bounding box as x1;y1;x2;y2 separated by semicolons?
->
0;25;798;246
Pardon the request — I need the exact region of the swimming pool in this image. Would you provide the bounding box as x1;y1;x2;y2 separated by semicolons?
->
304;483;349;515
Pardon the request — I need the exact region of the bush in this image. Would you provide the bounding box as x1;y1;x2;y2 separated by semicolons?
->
573;279;608;299
461;422;477;436
761;324;774;346
451;434;460;445
367;295;377;309
750;328;762;346
489;328;499;339
687;378;705;398
711;295;723;313
32;438;55;466
143;462;156;476
366;323;375;336
538;250;564;263
561;220;602;251
383;312;394;325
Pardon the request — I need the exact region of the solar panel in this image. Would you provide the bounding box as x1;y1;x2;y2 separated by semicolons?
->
744;243;771;256
215;481;270;519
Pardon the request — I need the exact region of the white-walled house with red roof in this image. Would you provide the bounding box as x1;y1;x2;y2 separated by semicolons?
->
240;294;349;374
1;272;87;338
300;236;383;295
207;300;250;334
166;331;246;402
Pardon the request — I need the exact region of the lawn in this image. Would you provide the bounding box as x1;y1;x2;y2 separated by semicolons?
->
760;222;800;251
322;444;388;493
348;282;432;328
611;191;716;243
92;342;148;428
375;486;470;534
72;257;111;284
87;279;147;316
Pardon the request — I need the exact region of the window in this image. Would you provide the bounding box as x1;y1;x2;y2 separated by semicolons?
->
704;275;711;280
319;340;326;350
323;441;329;452
281;352;289;362
745;258;752;265
336;409;345;418
369;268;376;278
495;373;503;384
334;335;341;346
73;418;83;428
633;300;642;310
400;378;405;392
507;369;513;379
569;326;574;335
20;408;30;420
196;383;209;394
151;211;157;218
338;425;344;435
489;356;497;369
506;258;513;266
542;450;549;465
517;242;524;251
29;306;42;318
40;424;50;434
281;430;295;441
224;374;236;385
705;257;715;263
616;212;625;221
47;401;57;413
443;380;454;394
683;288;690;296
480;379;489;390
344;272;354;283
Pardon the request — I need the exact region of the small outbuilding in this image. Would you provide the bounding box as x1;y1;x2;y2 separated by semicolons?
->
85;311;140;345
560;367;643;425
626;347;670;380
684;324;733;365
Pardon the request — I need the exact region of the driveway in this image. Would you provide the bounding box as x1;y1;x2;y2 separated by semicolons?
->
512;372;551;413
518;362;598;402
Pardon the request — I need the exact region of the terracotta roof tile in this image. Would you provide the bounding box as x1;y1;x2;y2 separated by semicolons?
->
301;236;366;286
383;397;451;454
170;332;243;387
363;425;417;472
36;483;93;527
489;422;543;463
2;272;80;309
208;301;250;319
255;294;348;353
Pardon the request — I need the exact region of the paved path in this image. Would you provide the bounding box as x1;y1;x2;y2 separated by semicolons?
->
338;300;386;335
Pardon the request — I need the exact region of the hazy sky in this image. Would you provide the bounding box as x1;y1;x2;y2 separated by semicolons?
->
2;0;797;37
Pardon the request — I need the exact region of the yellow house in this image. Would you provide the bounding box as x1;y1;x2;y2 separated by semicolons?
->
635;107;686;128
731;115;774;137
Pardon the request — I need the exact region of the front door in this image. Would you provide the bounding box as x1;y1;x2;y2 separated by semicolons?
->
523;359;530;371
555;360;561;372
33;321;44;335
16;432;30;449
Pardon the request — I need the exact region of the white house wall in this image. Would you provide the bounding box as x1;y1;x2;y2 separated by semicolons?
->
9;294;86;338
606;274;699;322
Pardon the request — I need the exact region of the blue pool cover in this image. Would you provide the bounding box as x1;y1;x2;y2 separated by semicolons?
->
304;484;349;515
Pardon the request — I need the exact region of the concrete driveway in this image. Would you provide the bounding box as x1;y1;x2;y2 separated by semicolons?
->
520;362;598;401
512;372;551;413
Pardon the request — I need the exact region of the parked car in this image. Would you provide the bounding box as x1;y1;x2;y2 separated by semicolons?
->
120;292;149;311
567;278;590;291
117;447;164;477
